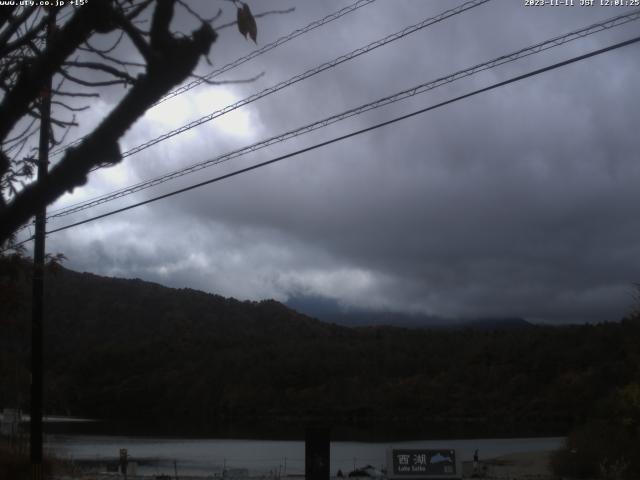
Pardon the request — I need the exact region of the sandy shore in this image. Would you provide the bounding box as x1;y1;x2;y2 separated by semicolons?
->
462;450;555;479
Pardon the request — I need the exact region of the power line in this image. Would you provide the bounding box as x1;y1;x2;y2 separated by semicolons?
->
48;0;491;164
48;0;377;158
156;0;377;105
5;34;639;252
42;8;640;222
101;0;491;163
44;0;493;217
24;35;638;244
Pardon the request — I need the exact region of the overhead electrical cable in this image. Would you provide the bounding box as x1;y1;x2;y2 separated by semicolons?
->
48;0;491;162
99;0;491;164
156;0;377;105
2;33;634;253
48;0;377;157
41;8;640;223
43;0;494;219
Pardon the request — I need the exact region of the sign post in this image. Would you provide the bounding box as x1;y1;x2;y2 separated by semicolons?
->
386;449;461;480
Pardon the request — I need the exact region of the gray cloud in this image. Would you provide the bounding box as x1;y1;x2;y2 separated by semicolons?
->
43;0;640;324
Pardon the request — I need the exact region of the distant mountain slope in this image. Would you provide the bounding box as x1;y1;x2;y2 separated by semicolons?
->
1;264;638;439
43;267;339;344
285;294;532;330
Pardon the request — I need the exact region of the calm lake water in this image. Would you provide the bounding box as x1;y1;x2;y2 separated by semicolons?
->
46;435;564;477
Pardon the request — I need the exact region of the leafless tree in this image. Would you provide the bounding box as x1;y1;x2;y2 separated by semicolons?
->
0;0;262;246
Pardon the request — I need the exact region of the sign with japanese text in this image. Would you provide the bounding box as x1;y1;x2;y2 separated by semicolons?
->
389;449;457;477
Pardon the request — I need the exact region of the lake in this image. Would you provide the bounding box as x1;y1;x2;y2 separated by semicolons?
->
46;435;564;477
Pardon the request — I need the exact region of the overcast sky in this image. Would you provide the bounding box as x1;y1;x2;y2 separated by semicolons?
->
29;0;640;324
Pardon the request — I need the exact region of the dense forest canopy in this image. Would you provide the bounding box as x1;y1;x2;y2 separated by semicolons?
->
1;264;639;440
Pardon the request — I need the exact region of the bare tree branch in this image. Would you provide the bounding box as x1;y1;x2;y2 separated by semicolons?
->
0;6;17;31
82;30;127;55
0;14;47;58
124;0;155;21
116;13;154;63
0;0;278;245
0;0;219;243
0;0;119;143
2;117;38;146
177;1;222;24
50;101;90;113
216;7;295;31
0;5;38;54
50;90;100;98
63;60;138;84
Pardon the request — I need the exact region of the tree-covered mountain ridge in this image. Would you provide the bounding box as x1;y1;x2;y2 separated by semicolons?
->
2;264;639;438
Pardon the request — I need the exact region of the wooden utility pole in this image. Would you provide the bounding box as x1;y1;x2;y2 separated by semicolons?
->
31;9;54;480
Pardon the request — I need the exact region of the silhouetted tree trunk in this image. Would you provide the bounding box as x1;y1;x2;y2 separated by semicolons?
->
0;0;240;245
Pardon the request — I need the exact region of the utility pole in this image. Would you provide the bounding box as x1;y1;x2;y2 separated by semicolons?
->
31;8;54;480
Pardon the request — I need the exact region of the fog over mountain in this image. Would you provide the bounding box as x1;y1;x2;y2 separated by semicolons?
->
285;294;532;330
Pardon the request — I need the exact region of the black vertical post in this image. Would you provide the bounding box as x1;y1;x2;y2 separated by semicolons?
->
305;426;330;480
120;449;129;480
31;9;54;480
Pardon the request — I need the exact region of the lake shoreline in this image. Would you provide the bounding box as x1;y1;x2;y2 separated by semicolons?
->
42;416;569;443
53;451;557;480
45;435;564;479
462;450;555;478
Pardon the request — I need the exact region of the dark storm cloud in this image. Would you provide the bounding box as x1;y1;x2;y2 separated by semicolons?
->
47;0;640;324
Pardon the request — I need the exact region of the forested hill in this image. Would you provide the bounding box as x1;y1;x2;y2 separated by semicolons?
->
1;264;639;438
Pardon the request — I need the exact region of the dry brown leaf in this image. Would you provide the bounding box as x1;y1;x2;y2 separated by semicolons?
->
237;2;257;43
